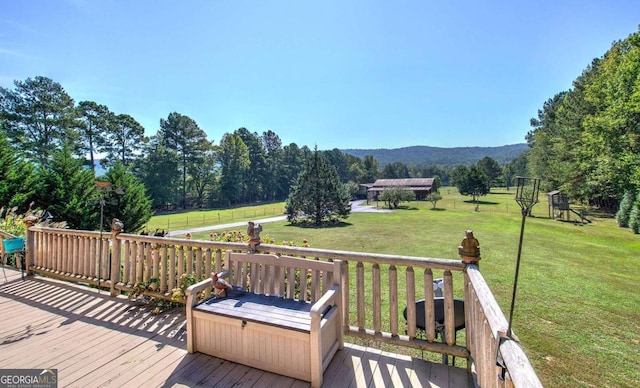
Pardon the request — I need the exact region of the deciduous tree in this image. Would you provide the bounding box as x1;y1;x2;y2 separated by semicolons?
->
380;186;415;209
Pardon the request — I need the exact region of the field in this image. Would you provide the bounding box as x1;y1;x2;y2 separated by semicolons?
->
150;188;640;387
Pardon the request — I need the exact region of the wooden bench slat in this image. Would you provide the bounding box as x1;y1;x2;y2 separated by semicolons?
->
195;292;313;332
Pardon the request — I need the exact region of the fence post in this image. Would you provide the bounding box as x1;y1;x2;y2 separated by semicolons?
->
23;216;38;276
110;219;124;297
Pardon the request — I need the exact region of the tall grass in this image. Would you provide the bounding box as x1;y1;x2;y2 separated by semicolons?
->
151;188;640;387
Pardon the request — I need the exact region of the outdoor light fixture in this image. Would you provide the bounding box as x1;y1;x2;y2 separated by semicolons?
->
94;180;124;292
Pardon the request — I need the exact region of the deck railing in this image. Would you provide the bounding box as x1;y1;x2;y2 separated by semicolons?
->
19;225;541;387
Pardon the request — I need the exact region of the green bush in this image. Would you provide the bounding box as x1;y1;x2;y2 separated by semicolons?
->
615;190;635;228
0;207;26;236
628;197;640;234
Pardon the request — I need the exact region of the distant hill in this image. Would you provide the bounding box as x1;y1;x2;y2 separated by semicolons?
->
341;144;528;167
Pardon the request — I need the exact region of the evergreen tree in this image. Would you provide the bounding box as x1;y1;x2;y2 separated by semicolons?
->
361;155;379;183
286;148;351;225
628;197;640;234
476;156;502;192
218;133;250;205
261;130;283;200
456;165;489;204
159;112;210;208
616;190;636;228
42;144;98;229
76;101;111;173
102;161;152;233
136;136;180;209
0;130;40;211
381;161;410;179
279;143;307;200
0;76;77;166
235;128;267;202
102;113;145;168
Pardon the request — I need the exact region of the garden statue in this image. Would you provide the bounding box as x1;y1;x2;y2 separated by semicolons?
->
111;218;124;233
211;270;232;298
458;229;481;263
247;221;262;253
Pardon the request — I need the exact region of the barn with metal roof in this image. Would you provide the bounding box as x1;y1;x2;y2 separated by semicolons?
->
368;178;437;200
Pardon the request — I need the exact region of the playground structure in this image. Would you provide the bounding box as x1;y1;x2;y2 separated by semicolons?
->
547;190;591;223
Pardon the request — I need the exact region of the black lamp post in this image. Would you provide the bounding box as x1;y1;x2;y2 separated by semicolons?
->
94;180;124;291
508;176;541;337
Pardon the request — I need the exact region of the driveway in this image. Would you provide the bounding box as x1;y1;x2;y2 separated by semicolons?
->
166;201;391;236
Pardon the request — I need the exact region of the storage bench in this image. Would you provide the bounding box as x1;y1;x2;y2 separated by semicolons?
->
186;252;343;387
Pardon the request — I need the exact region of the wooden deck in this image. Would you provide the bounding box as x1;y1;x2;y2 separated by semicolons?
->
0;269;471;387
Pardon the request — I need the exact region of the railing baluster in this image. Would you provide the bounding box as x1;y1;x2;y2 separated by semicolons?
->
22;227;541;388
356;261;365;331
136;242;144;284
159;245;167;293
341;260;349;331
389;265;398;337
195;248;202;280
186;246;194;276
406;266;416;338
310;267;318;302
372;263;381;334
214;248;222;274
89;236;96;278
177;246;184;283
424;268;436;342
443;270;454;346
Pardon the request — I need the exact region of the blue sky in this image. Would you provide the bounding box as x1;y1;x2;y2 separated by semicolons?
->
1;1;638;150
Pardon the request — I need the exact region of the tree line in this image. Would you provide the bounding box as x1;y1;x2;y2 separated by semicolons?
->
525;28;640;230
1;74;531;231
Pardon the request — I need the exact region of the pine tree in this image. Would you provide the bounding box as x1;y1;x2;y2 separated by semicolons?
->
628;197;640;234
103;161;153;233
42;144;98;229
0;130;40;211
615;190;636;228
285;148;351;225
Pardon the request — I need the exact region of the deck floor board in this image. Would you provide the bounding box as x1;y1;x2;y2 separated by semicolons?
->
1;270;471;387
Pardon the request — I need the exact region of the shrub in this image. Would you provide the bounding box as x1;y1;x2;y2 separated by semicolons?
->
628;197;640;234
615;190;635;228
0;207;26;236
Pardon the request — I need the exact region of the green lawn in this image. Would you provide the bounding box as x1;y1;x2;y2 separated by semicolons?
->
143;203;285;233
152;189;640;387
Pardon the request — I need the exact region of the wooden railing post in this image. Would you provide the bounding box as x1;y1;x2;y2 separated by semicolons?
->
110;219;124;297
23;217;37;276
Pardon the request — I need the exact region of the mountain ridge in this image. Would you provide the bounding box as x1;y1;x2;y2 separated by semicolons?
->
341;143;527;167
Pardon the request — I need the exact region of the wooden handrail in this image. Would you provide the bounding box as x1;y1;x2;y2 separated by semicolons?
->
21;225;541;386
465;264;542;387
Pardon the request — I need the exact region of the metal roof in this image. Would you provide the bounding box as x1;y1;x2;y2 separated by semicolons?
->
371;178;435;188
369;178;435;192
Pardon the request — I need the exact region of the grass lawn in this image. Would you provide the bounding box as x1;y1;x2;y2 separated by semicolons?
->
143;203;285;233
151;188;640;387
